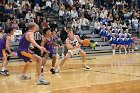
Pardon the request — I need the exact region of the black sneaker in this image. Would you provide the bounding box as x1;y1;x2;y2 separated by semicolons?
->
50;68;55;74
0;70;9;76
41;68;44;73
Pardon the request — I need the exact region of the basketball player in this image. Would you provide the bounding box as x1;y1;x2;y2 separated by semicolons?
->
41;28;60;74
0;28;16;76
17;22;50;85
55;27;90;73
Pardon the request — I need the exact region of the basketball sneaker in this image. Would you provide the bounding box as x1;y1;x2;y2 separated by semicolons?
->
36;77;50;85
82;64;90;69
55;67;60;73
20;75;31;80
0;70;9;76
50;68;55;74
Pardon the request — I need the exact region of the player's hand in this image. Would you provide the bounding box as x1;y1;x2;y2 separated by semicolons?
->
75;45;80;48
44;50;50;54
39;46;46;53
11;52;16;57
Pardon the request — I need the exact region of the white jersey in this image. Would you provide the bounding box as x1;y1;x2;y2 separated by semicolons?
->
68;35;79;47
67;35;81;56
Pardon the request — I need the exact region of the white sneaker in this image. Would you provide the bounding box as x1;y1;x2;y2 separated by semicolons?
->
56;54;60;59
119;50;121;54
125;50;127;54
20;75;31;80
82;64;90;69
112;49;115;53
132;49;134;53
37;77;50;85
55;68;60;73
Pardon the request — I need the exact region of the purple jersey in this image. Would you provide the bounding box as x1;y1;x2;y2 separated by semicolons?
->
44;37;54;51
0;34;10;50
44;37;54;58
18;32;31;52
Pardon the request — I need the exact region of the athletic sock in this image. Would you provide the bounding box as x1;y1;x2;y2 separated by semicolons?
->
1;67;6;71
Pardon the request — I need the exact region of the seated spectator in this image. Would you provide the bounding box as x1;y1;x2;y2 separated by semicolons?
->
41;19;50;29
131;17;139;29
46;0;52;13
59;7;65;21
17;10;25;20
60;27;68;44
94;20;100;34
99;25;108;42
110;34;118;54
34;4;41;13
127;34;135;53
50;20;58;30
71;18;80;33
79;16;89;30
71;7;78;19
22;0;31;9
63;9;71;25
11;19;19;30
25;11;33;23
0;29;4;38
79;0;86;9
66;0;73;9
35;16;43;27
52;1;59;14
18;18;26;34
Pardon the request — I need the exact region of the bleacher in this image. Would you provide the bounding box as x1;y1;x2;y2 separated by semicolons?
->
43;11;140;55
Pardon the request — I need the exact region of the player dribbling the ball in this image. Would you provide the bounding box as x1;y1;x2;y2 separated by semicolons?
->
55;27;90;73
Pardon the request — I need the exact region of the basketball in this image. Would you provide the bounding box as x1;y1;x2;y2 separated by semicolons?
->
82;39;90;46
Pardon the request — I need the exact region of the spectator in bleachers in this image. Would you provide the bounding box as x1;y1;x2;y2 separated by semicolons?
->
41;19;50;29
131;17;139;29
63;8;71;25
34;4;41;13
52;1;59;14
11;19;19;30
35;16;43;26
71;18;80;33
123;34;129;53
18;18;26;34
79;16;89;30
60;26;68;44
110;34;118;54
127;34;135;53
46;0;52;13
0;29;4;38
17;10;25;20
25;11;33;23
2;19;11;31
99;25;107;42
71;7;78;19
50;20;58;30
79;0;86;9
22;0;31;8
94;20;100;34
59;7;65;22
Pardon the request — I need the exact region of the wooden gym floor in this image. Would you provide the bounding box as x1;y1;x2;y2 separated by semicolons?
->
0;53;140;93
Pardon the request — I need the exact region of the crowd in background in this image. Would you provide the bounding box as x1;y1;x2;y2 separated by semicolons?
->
0;0;140;54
